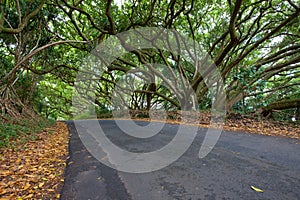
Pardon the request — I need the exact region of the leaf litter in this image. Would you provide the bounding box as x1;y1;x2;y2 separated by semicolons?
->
0;122;69;199
121;110;300;139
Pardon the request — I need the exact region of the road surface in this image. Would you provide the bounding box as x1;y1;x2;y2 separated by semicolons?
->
60;120;300;199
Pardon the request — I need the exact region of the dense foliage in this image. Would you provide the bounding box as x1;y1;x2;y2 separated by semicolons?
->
0;0;299;121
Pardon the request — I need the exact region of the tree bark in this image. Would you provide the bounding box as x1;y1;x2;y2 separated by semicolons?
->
295;107;300;121
261;98;300;117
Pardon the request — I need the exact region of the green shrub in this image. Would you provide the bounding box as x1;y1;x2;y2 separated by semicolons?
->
0;116;55;148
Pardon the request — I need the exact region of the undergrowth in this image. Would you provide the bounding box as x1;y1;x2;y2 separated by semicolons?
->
0;115;55;148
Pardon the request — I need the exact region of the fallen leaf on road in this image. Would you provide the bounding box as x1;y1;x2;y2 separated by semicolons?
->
251;185;264;192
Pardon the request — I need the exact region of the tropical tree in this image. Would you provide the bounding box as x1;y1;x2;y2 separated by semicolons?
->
1;0;299;120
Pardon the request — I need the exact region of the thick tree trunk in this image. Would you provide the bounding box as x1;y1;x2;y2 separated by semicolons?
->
295;107;300;121
261;98;300;117
146;83;156;110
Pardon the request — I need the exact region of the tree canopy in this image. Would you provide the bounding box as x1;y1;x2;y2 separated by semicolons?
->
1;0;299;121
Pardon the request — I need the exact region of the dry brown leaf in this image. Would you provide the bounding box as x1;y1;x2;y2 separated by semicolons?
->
23;183;31;191
24;193;34;199
38;182;44;188
0;189;7;195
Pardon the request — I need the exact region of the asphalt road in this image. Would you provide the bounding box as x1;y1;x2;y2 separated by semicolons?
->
60;120;300;200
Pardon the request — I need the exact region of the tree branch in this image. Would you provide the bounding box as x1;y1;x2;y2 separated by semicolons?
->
0;40;88;85
0;0;46;34
106;0;116;34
